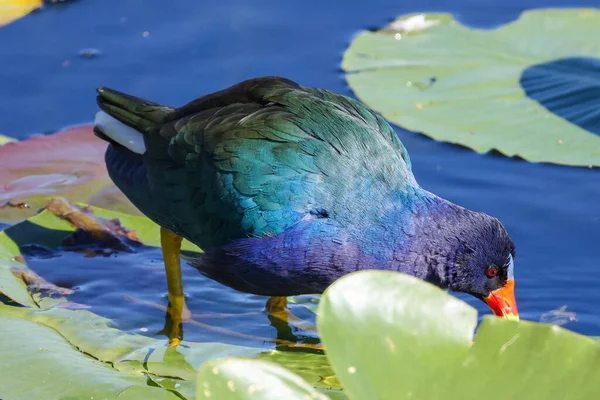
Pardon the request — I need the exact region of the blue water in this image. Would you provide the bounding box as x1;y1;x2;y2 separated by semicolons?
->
1;0;599;345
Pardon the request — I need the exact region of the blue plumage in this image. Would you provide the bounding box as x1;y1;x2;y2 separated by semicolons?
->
95;76;518;317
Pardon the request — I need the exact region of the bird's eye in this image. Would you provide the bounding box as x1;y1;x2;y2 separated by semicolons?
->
486;266;499;278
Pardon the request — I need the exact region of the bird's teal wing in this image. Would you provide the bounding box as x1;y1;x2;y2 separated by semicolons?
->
99;77;417;248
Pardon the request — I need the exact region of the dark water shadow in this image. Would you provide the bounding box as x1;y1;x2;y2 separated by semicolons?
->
520;57;600;136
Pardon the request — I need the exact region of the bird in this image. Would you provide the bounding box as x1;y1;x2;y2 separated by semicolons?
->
93;76;519;346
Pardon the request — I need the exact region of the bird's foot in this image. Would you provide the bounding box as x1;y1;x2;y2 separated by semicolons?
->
265;296;288;317
165;294;191;347
265;296;317;333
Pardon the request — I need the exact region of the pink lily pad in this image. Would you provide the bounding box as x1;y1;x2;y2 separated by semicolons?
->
0;125;141;224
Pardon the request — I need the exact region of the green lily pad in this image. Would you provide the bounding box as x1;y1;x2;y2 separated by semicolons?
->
0;312;180;400
0;303;336;399
317;271;600;400
196;359;331;400
0;302;340;399
0;230;36;307
342;9;600;167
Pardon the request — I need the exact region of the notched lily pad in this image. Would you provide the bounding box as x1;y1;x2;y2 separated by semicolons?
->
343;9;600;167
317;271;600;400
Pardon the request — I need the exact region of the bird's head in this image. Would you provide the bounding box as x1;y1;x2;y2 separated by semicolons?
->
447;213;519;321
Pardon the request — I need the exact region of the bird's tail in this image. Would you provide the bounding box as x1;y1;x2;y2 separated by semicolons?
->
94;87;174;154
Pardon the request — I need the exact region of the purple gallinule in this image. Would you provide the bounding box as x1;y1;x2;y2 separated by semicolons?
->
94;77;519;346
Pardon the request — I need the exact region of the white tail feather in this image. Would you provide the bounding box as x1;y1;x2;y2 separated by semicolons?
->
94;111;146;154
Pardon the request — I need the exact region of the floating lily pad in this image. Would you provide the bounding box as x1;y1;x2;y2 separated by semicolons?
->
196;359;331;400
0;230;36;307
0;0;42;27
0;125;140;225
342;9;600;167
0;303;339;399
0;310;179;400
186;270;600;400
317;271;600;400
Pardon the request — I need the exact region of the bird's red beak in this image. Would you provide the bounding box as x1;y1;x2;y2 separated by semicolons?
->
484;278;519;321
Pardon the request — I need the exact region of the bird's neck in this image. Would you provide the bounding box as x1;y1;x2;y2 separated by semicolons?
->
379;191;477;289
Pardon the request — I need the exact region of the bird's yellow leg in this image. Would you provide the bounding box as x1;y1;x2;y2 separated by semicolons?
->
160;227;191;347
266;296;289;322
265;296;316;332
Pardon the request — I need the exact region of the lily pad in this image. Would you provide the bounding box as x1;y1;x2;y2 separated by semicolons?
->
0;311;180;400
342;9;600;167
196;359;331;400
0;125;140;225
0;303;338;399
317;271;600;400
0;230;37;307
